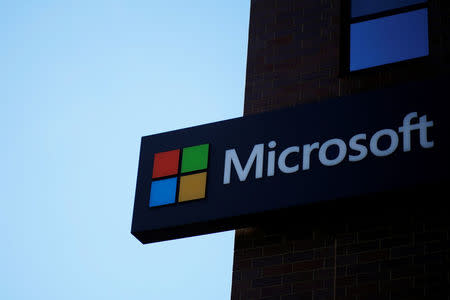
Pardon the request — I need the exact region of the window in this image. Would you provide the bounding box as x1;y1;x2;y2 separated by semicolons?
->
344;0;429;72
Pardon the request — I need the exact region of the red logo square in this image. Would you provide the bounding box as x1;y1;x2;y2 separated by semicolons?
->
152;149;180;179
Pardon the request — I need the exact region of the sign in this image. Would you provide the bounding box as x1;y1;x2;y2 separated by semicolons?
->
131;78;450;244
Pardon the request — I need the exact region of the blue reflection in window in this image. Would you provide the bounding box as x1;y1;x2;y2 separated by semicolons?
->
350;8;429;71
352;0;427;18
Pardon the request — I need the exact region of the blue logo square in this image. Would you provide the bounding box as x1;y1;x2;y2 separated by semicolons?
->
149;177;177;207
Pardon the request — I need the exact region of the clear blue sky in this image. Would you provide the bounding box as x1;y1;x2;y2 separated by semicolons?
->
0;1;250;299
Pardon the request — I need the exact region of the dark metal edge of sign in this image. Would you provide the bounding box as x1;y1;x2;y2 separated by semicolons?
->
132;180;449;244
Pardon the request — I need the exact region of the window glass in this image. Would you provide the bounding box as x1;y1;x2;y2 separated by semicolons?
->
352;0;427;18
350;8;428;71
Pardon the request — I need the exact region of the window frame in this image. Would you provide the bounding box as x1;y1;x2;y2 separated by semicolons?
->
340;0;430;75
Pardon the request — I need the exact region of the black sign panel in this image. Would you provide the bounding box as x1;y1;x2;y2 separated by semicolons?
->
132;77;450;244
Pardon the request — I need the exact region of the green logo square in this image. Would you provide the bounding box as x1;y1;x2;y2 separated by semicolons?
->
181;144;209;173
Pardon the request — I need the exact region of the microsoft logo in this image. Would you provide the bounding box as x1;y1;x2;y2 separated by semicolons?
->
149;144;209;207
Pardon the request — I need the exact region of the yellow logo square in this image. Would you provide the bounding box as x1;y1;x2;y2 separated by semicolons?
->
178;172;207;202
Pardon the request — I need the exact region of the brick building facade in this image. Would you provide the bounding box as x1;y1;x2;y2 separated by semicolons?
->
231;0;450;299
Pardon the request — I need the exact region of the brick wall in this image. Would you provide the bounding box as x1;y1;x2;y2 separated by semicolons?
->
231;187;450;299
232;0;450;298
243;0;450;115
